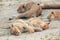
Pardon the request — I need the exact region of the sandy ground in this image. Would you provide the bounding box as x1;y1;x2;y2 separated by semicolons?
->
0;0;60;40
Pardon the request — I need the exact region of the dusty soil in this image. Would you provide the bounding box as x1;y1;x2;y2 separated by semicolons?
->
0;0;60;40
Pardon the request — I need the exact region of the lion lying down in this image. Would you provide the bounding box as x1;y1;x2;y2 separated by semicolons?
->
10;17;50;36
9;2;42;20
47;11;60;21
16;4;42;18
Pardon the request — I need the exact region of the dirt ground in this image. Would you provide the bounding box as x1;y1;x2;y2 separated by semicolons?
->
0;0;60;40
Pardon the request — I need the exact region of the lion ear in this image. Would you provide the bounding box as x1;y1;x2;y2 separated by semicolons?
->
51;11;55;14
23;5;25;8
37;3;40;5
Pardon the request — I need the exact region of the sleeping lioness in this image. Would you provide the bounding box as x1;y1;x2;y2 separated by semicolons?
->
9;3;42;20
47;11;60;21
10;17;50;36
9;1;42;20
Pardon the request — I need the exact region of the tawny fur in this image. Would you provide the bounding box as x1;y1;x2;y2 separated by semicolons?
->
13;4;42;19
27;17;50;30
10;20;26;35
10;19;34;36
17;1;35;13
24;1;35;11
17;4;26;13
9;2;42;20
47;11;60;21
10;18;50;36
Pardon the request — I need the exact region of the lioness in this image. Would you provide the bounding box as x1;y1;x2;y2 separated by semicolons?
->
10;4;42;19
10;18;50;36
47;11;60;21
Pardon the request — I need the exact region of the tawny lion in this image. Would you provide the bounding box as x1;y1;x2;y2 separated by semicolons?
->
11;4;42;19
47;11;60;21
10;18;50;36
